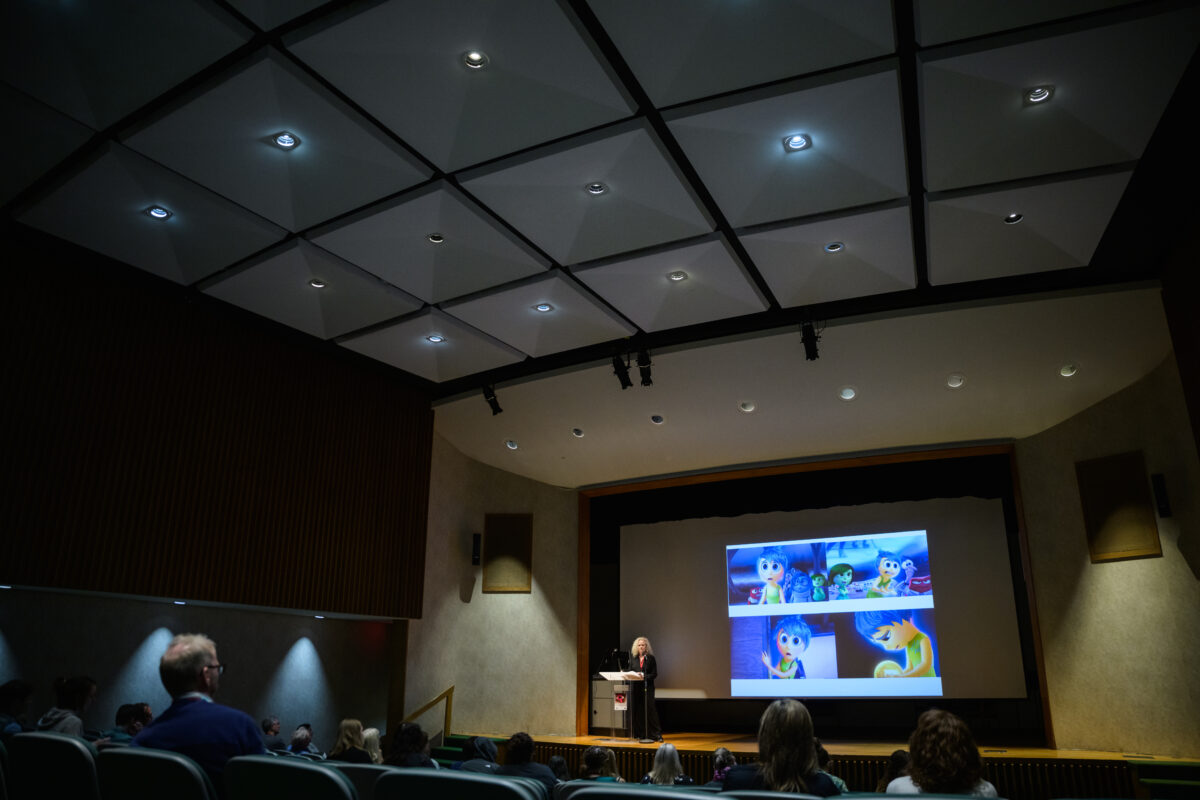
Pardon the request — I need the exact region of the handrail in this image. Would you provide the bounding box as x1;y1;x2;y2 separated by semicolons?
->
403;685;454;736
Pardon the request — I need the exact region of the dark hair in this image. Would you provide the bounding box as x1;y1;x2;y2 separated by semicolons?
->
53;676;97;710
814;738;831;770
131;703;152;726
506;731;534;764
114;704;135;726
907;709;982;794
261;715;279;734
388;722;429;760
583;745;608;775
549;754;570;781
0;679;34;714
876;749;910;792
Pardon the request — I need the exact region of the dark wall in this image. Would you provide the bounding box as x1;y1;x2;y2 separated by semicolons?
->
1;223;434;618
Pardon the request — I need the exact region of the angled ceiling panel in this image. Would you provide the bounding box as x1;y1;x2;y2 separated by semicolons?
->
0;85;94;205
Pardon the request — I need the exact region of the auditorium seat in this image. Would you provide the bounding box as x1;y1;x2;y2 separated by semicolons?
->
324;762;399;800
4;731;101;800
374;767;542;800
97;745;218;800
566;786;718;800
225;754;357;800
721;791;825;800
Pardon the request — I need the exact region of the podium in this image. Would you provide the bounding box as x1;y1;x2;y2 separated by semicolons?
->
597;671;644;741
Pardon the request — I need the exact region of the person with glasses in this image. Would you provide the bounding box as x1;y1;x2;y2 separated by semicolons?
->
133;633;264;792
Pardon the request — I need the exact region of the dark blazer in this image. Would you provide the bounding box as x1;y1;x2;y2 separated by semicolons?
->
632;653;657;689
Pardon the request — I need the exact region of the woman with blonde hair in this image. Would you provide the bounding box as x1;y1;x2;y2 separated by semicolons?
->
628;636;662;741
721;699;839;796
362;727;384;764
328;718;372;763
640;742;694;785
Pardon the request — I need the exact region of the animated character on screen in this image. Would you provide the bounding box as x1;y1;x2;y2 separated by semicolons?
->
828;564;853;600
785;568;811;603
810;572;827;601
855;609;937;678
866;550;902;598
895;558;918;596
761;616;810;679
757;547;788;604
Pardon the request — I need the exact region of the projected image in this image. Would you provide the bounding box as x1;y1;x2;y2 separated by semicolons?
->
836;608;940;679
730;615;838;680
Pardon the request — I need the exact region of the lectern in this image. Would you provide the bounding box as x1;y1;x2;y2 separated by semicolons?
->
597;671;643;741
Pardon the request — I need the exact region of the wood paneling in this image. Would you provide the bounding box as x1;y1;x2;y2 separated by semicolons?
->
1;224;433;618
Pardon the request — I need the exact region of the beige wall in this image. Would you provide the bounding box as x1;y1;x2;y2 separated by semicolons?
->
1016;355;1200;756
408;433;578;736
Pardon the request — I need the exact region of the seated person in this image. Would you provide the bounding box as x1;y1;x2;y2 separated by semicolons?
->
886;710;997;796
363;727;384;764
497;731;558;790
102;703;152;743
0;679;34;734
36;675;96;736
328;718;373;763
876;749;910;793
640;743;694;785
459;736;501;774
385;721;437;768
548;755;570;782
721;699;839;796
579;746;616;781
815;739;848;794
705;747;737;787
260;715;286;750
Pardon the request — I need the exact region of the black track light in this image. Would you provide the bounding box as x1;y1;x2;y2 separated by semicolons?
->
801;321;820;361
637;349;652;386
612;354;633;390
482;384;502;415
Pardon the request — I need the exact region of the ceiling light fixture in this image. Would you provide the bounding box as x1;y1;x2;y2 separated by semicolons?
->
482;384;502;415
585;182;608;195
824;242;844;253
947;374;965;389
738;401;756;413
839;386;857;401
534;303;554;313
668;270;689;282
612;354;633;390
427;233;445;244
1060;363;1078;377
650;415;664;425
1025;85;1054;104
783;133;811;152
272;131;300;149
173;600;186;605
504;439;518;450
309;278;326;288
572;428;584;438
463;50;489;69
144;205;172;220
1004;213;1023;224
314;615;325;619
800;320;821;361
426;334;445;343
637;348;652;387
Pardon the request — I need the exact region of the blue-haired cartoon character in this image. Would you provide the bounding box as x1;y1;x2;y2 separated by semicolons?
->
785;568;811;603
760;616;810;679
866;550;902;598
757;546;788;604
855;609;936;678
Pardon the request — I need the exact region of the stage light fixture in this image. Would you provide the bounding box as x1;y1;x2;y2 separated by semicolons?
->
482;384;502;415
801;320;821;361
612;354;633;390
637;349;652;386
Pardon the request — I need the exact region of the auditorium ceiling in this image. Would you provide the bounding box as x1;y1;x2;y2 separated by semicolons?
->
3;0;1196;487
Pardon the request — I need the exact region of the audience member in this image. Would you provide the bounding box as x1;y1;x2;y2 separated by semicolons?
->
296;722;326;758
705;746;737;787
0;679;34;734
887;709;996;796
329;717;373;763
876;749;910;793
102;702;152;743
288;726;317;757
602;748;625;782
261;715;286;750
132;633;265;791
386;721;437;768
580;746;616;780
549;754;570;782
722;698;840;796
497;731;558;790
36;675;96;736
815;738;849;794
460;736;500;774
363;727;384;764
640;742;694;785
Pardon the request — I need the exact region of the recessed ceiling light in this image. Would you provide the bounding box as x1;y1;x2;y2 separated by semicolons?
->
426;334;445;343
534;303;554;313
173;600;186;605
0;585;12;590
1004;213;1023;224
650;415;664;425
824;242;844;253
572;428;584;438
585;182;608;195
1025;85;1054;104
667;270;689;282
738;401;756;413
946;374;965;389
314;615;325;619
783;133;811;152
309;278;326;288
504;439;518;450
839;386;857;401
463;50;489;69
272;131;300;149
427;233;445;244
144;205;172;220
1059;363;1078;377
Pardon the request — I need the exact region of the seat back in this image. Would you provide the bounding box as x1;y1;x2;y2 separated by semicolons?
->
324;763;397;800
722;791;823;800
97;746;218;800
5;731;100;800
375;768;541;800
225;754;357;800
568;786;721;800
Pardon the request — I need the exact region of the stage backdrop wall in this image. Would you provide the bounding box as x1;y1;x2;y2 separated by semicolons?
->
1016;355;1200;756
0;590;393;750
409;433;578;735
